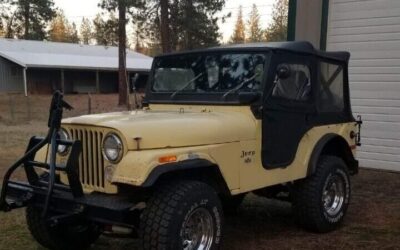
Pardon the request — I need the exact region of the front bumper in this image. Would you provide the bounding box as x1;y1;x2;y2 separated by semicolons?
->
3;180;140;228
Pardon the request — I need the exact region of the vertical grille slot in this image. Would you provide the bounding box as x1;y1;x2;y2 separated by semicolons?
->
69;127;105;190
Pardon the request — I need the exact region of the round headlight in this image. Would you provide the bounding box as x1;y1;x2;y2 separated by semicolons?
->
57;128;69;155
102;133;123;163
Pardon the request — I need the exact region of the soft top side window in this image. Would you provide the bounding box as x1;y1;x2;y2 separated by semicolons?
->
272;64;311;101
318;61;344;112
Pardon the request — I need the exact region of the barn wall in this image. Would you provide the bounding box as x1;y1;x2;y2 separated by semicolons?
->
99;71;118;93
0;57;24;93
27;69;62;94
326;0;400;171
295;0;323;49
26;69;120;94
294;0;400;171
67;70;97;94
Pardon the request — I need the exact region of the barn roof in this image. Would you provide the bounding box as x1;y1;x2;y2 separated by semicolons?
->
0;38;153;71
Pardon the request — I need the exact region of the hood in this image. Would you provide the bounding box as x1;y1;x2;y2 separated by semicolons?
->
62;109;256;150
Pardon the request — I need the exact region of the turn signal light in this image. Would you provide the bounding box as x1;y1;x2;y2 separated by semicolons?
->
158;155;177;163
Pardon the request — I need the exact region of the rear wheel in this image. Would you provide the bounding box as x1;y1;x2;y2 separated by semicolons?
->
293;155;351;233
26;205;101;250
140;181;223;250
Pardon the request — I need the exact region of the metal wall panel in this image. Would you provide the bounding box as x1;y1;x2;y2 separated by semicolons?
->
327;0;400;171
0;57;24;93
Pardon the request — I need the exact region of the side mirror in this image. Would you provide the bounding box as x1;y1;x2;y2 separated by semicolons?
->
276;64;291;79
238;92;261;104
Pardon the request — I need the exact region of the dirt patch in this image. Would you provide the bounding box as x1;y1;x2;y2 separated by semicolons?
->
0;170;399;250
0;94;399;249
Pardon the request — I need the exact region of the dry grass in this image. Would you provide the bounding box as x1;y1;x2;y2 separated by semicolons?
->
0;94;399;250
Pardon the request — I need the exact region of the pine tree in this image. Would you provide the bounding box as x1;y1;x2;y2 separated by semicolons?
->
3;13;17;38
100;0;145;106
49;12;80;43
5;0;56;40
230;5;245;44
0;19;4;37
80;17;93;45
93;14;119;46
247;4;263;42
179;0;225;50
265;0;288;42
48;12;68;42
67;22;80;43
137;0;226;52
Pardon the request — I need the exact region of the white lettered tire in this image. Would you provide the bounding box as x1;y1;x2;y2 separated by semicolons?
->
141;181;223;250
293;155;351;233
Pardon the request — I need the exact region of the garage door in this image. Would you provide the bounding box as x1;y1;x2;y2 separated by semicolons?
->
326;0;400;171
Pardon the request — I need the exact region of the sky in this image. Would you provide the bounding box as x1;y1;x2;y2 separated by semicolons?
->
54;0;275;43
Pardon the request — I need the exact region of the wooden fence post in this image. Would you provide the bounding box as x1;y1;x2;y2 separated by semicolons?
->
9;95;15;122
88;92;92;114
26;95;31;122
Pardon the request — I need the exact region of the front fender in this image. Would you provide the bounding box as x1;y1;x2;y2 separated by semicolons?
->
111;143;239;190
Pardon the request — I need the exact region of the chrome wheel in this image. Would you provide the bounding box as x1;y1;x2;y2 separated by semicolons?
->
182;208;214;250
322;173;345;217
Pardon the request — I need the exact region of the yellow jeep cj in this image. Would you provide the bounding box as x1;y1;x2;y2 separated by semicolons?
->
0;42;362;250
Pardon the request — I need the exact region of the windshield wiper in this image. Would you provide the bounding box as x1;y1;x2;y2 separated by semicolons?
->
221;74;256;100
170;73;204;99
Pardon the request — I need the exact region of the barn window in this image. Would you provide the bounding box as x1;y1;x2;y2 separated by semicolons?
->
318;62;344;112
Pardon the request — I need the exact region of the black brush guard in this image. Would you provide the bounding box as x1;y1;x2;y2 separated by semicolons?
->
0;92;137;228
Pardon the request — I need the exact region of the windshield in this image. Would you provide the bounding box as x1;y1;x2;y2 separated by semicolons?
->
151;52;269;101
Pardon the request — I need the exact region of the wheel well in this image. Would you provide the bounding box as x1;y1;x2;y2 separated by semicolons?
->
308;134;359;176
142;160;231;196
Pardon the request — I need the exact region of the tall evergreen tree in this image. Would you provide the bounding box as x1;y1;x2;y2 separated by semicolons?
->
179;0;225;50
139;0;226;52
230;5;245;44
247;4;263;42
67;22;80;43
159;0;171;52
100;0;145;106
48;11;68;42
265;0;288;42
93;13;119;46
3;13;17;38
80;17;93;45
0;2;4;37
5;0;56;40
48;12;80;43
0;19;4;37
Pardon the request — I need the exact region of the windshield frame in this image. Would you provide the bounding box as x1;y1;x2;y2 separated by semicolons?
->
145;48;272;105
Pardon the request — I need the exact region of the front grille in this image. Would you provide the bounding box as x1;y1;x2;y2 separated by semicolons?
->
69;128;105;189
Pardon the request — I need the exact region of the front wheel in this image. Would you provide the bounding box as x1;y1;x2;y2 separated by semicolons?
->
293;155;351;233
26;205;101;250
140;181;223;250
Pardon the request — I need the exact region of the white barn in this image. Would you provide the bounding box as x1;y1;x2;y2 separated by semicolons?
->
0;38;153;95
289;0;400;171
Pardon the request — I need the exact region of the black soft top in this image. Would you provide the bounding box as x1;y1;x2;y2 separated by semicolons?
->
157;41;350;63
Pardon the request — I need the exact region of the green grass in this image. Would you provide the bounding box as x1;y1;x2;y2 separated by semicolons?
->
0;210;43;250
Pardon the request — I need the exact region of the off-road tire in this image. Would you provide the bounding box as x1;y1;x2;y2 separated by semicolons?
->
141;181;224;250
26;204;101;250
293;155;351;233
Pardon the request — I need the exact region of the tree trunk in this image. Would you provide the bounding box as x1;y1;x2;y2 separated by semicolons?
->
24;1;30;39
185;0;193;50
118;0;128;107
160;0;171;53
